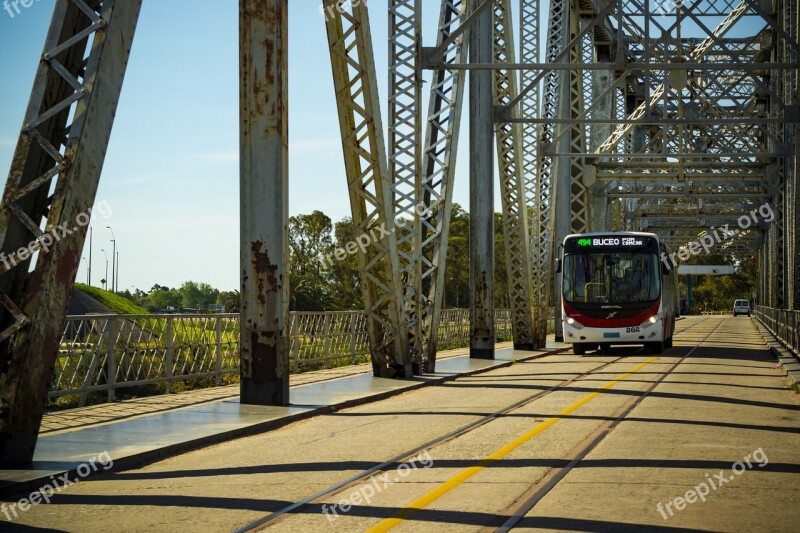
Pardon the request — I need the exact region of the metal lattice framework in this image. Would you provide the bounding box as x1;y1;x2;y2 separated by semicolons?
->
493;0;536;349
419;0;469;370
0;0;142;466
323;0;409;378
388;0;424;370
519;0;545;346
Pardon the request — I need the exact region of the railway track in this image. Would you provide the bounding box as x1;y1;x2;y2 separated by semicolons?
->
234;316;722;532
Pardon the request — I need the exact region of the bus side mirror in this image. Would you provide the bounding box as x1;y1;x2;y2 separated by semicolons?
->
661;262;671;276
555;244;563;274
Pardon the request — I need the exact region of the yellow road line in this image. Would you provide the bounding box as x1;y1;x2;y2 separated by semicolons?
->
366;357;658;533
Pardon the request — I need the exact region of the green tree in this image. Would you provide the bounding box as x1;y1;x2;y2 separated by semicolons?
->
327;217;363;310
444;204;469;309
289;210;334;279
494;212;509;309
147;289;181;311
197;282;219;309
218;290;240;313
684;254;756;312
179;281;203;309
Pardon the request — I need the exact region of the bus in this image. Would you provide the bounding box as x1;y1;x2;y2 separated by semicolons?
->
559;232;675;355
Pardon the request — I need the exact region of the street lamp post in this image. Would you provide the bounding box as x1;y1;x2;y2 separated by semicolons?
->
100;248;108;290
107;226;116;292
88;226;92;287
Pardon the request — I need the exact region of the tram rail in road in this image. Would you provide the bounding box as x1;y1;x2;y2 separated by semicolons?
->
236;317;723;532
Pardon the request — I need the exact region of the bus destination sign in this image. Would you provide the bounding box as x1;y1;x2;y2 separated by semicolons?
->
578;236;645;247
566;234;656;254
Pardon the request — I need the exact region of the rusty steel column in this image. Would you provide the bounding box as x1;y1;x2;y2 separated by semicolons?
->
239;0;289;405
469;0;494;359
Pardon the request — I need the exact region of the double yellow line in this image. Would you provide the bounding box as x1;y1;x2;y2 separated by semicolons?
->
366;357;658;532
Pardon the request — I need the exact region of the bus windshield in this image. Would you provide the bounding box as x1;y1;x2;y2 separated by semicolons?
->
562;252;661;304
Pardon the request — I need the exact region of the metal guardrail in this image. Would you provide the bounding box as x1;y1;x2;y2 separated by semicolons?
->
754;305;800;359
54;309;526;405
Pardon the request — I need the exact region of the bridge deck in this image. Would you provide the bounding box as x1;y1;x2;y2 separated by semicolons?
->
2;316;799;532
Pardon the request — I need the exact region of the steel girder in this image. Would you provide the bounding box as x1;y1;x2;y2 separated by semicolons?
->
418;0;469;371
787;0;800;310
469;0;496;359
567;6;591;235
519;0;546;347
493;0;536;350
323;0;409;377
537;0;570;340
0;0;142;466
389;0;424;370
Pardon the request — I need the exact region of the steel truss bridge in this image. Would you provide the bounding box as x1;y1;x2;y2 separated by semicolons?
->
0;0;797;465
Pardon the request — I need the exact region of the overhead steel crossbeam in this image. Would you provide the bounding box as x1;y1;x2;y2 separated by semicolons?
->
419;0;469;371
536;0;794;302
493;0;536;349
323;0;409;377
595;0;752;155
0;0;142;467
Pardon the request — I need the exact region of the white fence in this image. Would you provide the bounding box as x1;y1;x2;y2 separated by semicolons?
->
54;309;517;405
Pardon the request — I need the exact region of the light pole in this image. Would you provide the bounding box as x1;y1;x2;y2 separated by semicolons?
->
82;256;88;284
107;226;116;292
100;248;108;290
88;226;92;287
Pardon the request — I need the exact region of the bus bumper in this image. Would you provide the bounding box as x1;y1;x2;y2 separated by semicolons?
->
562;320;662;345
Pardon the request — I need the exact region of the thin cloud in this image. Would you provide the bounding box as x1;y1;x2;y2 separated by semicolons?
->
290;137;340;155
0;137;17;149
197;150;239;164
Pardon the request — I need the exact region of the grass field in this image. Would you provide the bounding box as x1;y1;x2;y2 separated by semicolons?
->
75;284;150;315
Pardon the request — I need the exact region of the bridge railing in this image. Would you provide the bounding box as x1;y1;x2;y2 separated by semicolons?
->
754;305;800;359
52;308;527;407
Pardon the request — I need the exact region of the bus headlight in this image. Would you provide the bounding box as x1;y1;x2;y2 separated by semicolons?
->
641;315;659;328
566;317;584;330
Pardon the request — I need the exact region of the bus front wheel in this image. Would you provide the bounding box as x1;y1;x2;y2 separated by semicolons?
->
646;341;663;354
573;343;586;355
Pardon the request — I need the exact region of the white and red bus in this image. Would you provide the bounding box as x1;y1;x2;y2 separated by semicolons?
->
559;232;675;355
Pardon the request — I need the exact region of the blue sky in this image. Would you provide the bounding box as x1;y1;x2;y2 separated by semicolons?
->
0;0;495;292
0;1;763;292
